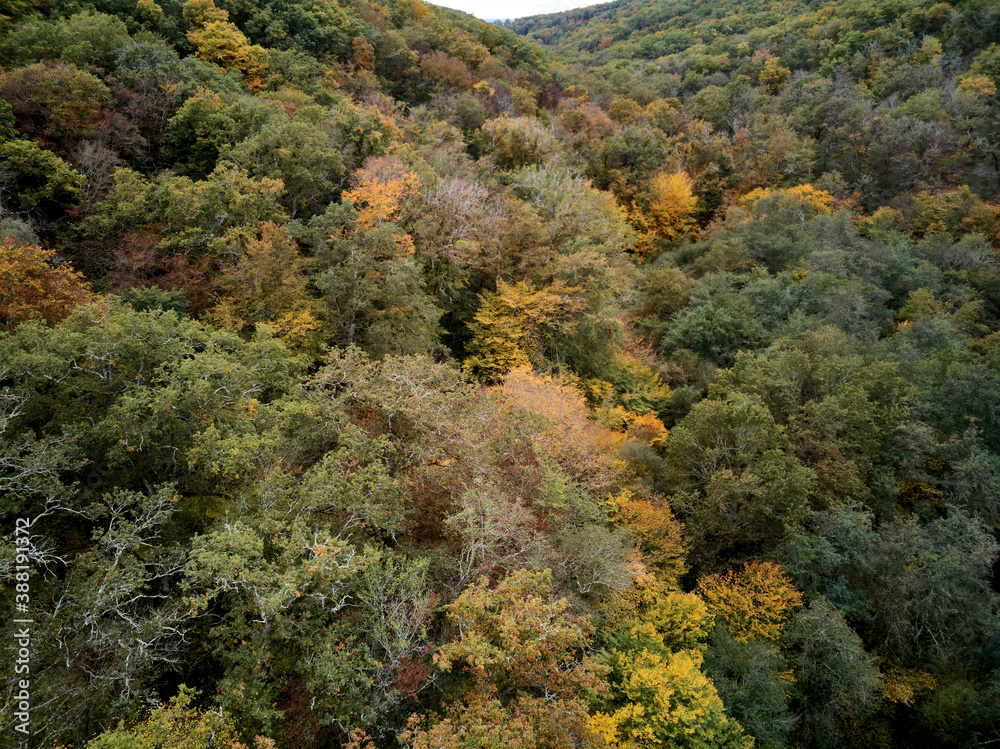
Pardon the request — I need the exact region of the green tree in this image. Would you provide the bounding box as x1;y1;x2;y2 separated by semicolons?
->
227;115;344;218
162;90;284;178
704;626;796;749
181;515;375;730
666;392;814;570
298;201;441;357
158;161;287;258
784;599;883;749
0;138;85;211
733;112;815;191
0;60;110;155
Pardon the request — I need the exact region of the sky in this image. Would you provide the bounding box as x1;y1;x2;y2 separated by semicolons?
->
434;0;608;21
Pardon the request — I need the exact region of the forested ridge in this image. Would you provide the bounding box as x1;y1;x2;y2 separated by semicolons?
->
0;0;999;745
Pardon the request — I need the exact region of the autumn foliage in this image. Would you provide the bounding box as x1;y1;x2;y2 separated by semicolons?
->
605;489;685;583
499;367;623;492
402;570;607;749
341;156;421;231
0;241;89;330
698;561;804;642
208;222;325;352
4;0;1000;746
646;170;697;240
183;0;268;89
464;281;585;382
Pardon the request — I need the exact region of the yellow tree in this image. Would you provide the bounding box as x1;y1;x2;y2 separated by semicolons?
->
184;0;267;89
464;290;532;379
83;685;274;748
463;279;585;382
590;649;752;749
646;171;697;241
737;184;835;217
591;590;752;749
759;58;792;93
401;570;607;749
604;489;686;583
697;561;803;642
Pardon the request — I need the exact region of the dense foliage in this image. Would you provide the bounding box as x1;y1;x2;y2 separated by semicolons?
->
0;0;998;747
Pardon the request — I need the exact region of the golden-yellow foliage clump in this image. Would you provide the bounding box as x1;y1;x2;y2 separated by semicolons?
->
604;489;685;582
759;58;792;93
184;0;268;89
739;184;835;215
698;560;803;642
646;170;697;240
464;280;584;382
957;74;997;97
883;666;937;706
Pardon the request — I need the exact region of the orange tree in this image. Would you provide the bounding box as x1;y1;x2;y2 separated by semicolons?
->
0;241;89;330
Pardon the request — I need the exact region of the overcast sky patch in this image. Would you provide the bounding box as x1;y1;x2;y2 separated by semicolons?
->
434;0;608;21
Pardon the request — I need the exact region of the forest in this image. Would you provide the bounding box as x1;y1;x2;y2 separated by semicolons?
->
0;0;999;745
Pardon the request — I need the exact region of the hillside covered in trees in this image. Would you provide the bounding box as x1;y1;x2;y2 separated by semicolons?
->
1;0;999;746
